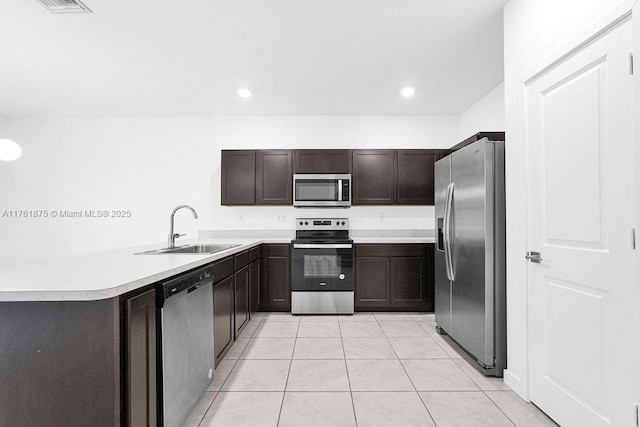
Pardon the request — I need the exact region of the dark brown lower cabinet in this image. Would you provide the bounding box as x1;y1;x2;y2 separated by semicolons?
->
260;244;291;311
249;258;261;315
126;289;157;427
0;299;121;426
355;244;434;311
234;265;250;336
355;256;391;306
391;256;426;307
214;276;234;365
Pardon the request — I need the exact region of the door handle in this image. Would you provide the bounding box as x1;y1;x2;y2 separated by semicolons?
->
444;183;455;281
443;184;451;280
526;251;542;263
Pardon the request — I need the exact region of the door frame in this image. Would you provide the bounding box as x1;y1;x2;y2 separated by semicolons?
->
511;0;639;404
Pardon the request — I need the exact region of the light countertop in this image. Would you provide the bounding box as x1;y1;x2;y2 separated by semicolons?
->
0;236;434;302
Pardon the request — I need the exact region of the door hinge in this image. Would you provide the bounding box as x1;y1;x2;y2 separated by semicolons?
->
629;52;634;75
634;403;639;427
632;228;637;250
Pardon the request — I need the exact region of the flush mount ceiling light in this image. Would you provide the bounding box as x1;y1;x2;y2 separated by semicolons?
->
237;88;252;98
0;139;22;162
400;86;416;98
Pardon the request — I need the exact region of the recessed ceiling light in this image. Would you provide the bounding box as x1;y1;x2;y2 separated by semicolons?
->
400;87;416;98
0;139;22;161
237;88;252;98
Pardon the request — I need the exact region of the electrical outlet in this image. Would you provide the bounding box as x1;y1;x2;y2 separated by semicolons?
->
238;213;244;222
379;213;385;221
277;214;286;223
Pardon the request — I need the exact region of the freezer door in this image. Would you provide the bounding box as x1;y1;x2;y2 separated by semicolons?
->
450;139;495;367
434;156;452;333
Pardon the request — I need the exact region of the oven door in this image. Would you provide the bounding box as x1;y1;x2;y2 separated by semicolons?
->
291;243;353;291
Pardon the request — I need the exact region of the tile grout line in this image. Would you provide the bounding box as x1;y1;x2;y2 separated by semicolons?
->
194;392;217;427
275;316;300;426
337;318;358;427
426;320;517;427
483;391;521;427
196;315;266;426
376;315;440;427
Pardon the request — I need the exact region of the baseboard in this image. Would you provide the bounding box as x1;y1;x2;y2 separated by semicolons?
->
503;369;529;401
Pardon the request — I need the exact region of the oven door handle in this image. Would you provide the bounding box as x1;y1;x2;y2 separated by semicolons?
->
292;243;353;249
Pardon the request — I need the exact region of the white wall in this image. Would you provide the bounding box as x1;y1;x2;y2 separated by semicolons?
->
503;0;632;398
457;82;505;141
0;115;458;264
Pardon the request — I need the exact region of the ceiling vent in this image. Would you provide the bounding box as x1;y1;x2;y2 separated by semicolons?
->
35;0;92;14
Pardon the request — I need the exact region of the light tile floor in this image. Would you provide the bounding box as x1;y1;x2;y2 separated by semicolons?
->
184;312;558;427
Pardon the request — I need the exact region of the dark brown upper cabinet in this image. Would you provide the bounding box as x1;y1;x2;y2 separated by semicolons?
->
221;150;293;206
294;149;352;173
352;150;397;204
447;131;506;154
397;150;443;205
222;147;451;206
256;150;293;205
221;150;256;205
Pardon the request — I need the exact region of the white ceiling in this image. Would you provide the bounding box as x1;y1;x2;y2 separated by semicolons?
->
0;0;507;117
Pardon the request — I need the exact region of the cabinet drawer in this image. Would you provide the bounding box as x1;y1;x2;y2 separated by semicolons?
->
249;246;261;262
356;244;426;257
269;244;290;257
213;256;234;284
235;250;250;270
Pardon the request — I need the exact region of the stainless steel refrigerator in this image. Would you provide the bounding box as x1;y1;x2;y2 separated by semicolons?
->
434;137;506;377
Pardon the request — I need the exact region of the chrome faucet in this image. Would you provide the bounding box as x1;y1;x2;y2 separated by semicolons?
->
168;205;198;248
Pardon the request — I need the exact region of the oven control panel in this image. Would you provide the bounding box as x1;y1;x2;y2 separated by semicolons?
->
296;218;349;230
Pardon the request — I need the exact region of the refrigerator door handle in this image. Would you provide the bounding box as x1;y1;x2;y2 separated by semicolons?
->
444;182;455;281
443;183;450;279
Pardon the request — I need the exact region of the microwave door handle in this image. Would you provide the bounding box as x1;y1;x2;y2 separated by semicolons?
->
337;179;343;201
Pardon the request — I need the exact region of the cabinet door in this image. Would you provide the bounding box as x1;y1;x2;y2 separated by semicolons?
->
249;259;261;315
294;150;352;173
323;150;352;173
294;150;323;173
425;244;435;311
214;276;234;365
355;256;391;308
397;150;440;205
221;150;256;205
234;266;250;336
352;150;396;204
126;289;157;427
391;256;427;308
256;150;293;204
260;244;291;311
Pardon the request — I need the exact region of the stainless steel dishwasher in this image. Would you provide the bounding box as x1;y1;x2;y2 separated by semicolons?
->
158;265;215;427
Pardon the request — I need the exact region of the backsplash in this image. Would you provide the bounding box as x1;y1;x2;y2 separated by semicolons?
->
199;228;434;239
214;205;436;231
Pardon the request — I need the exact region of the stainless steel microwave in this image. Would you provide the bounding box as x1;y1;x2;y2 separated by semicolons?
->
293;174;351;208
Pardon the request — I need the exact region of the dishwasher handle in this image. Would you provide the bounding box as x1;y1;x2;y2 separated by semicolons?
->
159;265;214;305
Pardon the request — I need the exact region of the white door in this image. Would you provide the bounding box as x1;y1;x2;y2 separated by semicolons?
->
525;18;636;427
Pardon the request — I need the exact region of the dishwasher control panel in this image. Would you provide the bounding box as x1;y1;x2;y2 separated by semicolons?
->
160;266;214;302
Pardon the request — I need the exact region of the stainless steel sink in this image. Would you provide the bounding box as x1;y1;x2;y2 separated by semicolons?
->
136;243;241;255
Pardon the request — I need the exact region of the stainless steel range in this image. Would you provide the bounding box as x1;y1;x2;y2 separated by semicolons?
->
291;218;354;314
